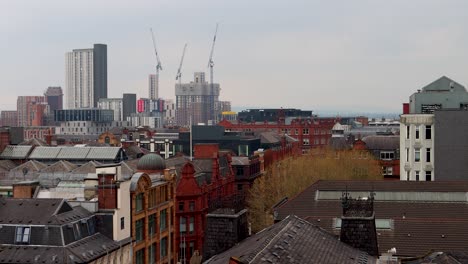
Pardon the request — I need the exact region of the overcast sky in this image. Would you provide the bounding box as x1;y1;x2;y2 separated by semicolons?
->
2;0;468;114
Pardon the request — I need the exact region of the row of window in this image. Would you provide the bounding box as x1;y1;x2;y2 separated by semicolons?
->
406;170;432;181
179;201;195;212
179;216;195;235
281;128;330;135
135;209;168;242
405;148;431;163
302;138;328;145
406;125;432;140
135;238;168;264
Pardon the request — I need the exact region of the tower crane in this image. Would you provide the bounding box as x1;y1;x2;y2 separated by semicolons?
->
207;23;218;123
175;43;188;84
150;28;162;100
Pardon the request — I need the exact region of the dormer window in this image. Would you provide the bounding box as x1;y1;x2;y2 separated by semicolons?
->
15;226;31;244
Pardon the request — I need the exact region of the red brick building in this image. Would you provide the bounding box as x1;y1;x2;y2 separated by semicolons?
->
175;144;237;262
218;117;337;154
353;135;400;180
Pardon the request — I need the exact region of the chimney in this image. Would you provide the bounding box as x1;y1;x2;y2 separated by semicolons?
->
340;192;379;256
150;138;155;153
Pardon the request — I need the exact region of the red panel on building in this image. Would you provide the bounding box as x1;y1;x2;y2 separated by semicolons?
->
403;103;409;114
137;99;145;113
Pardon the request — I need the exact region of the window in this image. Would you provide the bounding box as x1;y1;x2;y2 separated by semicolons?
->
406;171;410;181
320;138;326;144
295;129;299;135
136;219;143;242
15;226;31;244
189;201;195;211
149;214;156;236
415;126;420;139
179;241;186;262
180;217;187;235
160;209;167;231
415;149;420;162
189;241;195;257
425;171;432;181
303;138;310;146
189;217;194;234
382;166;393;176
160;237;168;258
426;148;431;162
120;217;125;230
149;243;156;264
380;151;395;160
406;126;410;139
236;166;244;176
136;248;145;264
179;202;184;212
136;193;143;212
406;148;409;162
415;171;420;181
303;128;309;135
425;125;431;139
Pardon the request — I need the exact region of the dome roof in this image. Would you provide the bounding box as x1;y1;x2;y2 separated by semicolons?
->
137;153;166;171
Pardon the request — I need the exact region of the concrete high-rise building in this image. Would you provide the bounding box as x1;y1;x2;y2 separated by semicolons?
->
175;72;220;126
163;99;176;127
44;86;63;125
98;98;123;121
65;44;107;109
44;87;63;112
17;96;48;127
122;93;136;121
148;74;158;100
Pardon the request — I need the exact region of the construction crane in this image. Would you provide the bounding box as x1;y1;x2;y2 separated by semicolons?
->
150;28;162;100
207;23;219;123
175;43;188;83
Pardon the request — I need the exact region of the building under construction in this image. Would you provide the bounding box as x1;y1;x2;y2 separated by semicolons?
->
175;72;220;126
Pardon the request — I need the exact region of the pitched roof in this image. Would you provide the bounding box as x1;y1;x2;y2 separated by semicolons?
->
205;215;376;264
0;145;33;159
18;138;49;147
40;160;78;173
71;161;102;174
10;160;47;173
421;76;466;92
232;156;250;166
275;180;468;257
0;233;125;264
0;198;91;225
0;160;17;171
362;135;399;150
29;146;125;161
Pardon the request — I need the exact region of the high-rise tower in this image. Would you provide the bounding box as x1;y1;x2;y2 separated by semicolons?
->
65;44;107;109
148;74;158;100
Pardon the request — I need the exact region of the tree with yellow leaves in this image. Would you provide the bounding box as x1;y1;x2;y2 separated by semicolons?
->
247;147;383;232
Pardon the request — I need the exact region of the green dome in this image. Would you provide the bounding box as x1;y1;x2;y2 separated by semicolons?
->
137;153;166;171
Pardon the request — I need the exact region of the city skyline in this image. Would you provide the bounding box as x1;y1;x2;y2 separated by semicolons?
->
2;1;468;113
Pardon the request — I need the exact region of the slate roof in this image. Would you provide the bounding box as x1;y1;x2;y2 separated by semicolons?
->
40;160;78;173
205;215;376;264
406;251;468;264
275;180;468;257
362;135;399;150
0;198;90;225
0;145;33;159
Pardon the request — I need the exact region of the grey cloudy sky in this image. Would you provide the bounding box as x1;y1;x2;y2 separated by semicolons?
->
2;0;468;113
